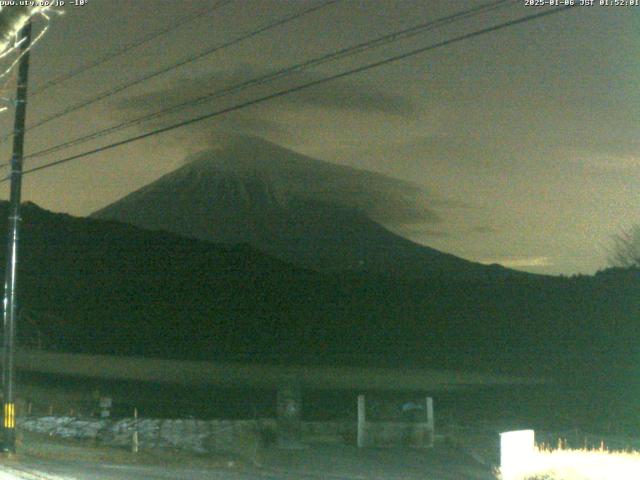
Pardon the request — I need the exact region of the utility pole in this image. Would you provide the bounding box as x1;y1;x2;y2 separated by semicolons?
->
1;19;31;453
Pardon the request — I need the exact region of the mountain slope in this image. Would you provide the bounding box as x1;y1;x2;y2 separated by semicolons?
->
92;136;516;279
13;201;328;360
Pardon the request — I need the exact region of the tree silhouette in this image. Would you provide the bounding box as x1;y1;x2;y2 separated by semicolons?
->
609;225;640;268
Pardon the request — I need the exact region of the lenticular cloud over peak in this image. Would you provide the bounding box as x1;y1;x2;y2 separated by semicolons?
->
93;135;511;278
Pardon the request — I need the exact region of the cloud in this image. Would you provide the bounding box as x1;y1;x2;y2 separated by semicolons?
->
566;150;640;172
393;225;449;238
541;138;640;172
285;168;441;226
479;256;552;268
392;224;496;240
363;191;440;225
180;134;442;227
469;226;497;234
115;67;415;118
109;67;415;159
397;134;520;173
109;68;437;228
283;143;442;226
139;113;296;155
274;71;415;116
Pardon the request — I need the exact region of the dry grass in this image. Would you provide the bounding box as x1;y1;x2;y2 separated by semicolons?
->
15;429;243;470
499;445;640;480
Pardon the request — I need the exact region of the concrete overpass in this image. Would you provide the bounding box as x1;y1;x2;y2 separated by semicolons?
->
11;348;547;447
12;348;544;392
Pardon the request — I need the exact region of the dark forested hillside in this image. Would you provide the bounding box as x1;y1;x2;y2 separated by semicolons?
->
3;202;639;401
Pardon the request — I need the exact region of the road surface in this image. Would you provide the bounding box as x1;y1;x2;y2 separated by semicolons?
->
0;442;496;479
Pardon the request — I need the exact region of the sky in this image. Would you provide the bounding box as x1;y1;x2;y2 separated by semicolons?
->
0;0;637;276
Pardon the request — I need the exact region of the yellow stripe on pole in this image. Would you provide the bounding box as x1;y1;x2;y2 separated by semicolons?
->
3;403;14;429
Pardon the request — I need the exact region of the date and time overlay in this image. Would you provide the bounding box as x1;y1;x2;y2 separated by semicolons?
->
0;1;87;7
525;0;639;6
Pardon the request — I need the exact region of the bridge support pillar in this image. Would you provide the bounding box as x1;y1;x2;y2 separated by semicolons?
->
357;394;366;448
276;381;303;448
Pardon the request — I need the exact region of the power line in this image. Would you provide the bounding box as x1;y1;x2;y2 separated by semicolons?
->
22;0;514;163
29;0;233;97
0;0;339;147
6;4;576;181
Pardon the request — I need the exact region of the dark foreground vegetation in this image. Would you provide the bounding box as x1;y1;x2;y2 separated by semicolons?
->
3;202;639;431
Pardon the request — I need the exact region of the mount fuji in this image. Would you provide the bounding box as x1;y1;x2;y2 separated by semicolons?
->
92;136;515;279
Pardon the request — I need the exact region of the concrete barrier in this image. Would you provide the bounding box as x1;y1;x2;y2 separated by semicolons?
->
500;429;535;479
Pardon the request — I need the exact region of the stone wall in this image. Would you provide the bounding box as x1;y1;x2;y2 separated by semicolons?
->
17;416;424;452
18;416;274;455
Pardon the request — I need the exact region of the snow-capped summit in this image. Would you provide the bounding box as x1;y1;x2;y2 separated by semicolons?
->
92;135;512;278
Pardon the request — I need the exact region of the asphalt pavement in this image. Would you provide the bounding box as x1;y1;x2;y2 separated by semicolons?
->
0;443;496;480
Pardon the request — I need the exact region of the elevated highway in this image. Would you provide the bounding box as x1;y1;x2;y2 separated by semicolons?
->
13;348;544;392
